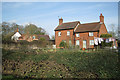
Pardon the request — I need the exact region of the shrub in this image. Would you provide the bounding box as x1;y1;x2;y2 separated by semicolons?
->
101;41;113;47
100;34;112;38
39;37;46;41
59;41;68;48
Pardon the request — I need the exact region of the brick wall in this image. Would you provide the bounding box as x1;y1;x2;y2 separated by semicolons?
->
99;23;108;37
75;32;98;49
55;29;74;48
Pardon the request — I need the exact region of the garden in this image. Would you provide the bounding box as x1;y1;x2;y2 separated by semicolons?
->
2;47;120;79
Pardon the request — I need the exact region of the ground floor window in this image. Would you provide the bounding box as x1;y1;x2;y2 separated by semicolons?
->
76;40;79;45
90;40;94;45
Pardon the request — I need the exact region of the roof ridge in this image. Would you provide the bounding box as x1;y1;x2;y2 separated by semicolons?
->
81;22;100;25
62;21;80;24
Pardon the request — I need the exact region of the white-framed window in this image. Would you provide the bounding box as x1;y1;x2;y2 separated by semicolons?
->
67;31;70;36
89;32;93;36
58;32;61;36
76;33;79;37
33;36;35;39
76;40;79;45
90;40;94;45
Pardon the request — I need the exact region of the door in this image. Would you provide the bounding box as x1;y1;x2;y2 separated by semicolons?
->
83;40;87;48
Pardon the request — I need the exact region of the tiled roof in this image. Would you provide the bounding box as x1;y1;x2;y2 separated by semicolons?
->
75;22;101;33
54;21;80;31
19;34;50;41
37;35;50;40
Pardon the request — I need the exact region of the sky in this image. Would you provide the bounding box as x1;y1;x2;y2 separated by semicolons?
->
2;2;118;37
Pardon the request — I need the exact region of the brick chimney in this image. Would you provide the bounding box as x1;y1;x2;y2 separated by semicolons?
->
100;13;104;23
16;28;19;32
59;17;63;25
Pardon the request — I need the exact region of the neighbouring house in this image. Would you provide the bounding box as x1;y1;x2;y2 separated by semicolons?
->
11;29;50;42
54;13;108;49
11;28;22;41
19;34;50;42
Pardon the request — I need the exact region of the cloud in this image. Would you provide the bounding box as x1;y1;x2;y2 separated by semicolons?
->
8;20;17;23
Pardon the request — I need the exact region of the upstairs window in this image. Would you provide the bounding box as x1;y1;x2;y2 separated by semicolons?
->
58;32;61;36
89;32;93;36
67;31;70;36
76;33;79;37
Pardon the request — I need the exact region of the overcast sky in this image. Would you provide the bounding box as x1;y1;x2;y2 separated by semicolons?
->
2;2;118;37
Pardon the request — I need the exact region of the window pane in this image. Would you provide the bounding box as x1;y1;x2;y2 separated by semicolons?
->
67;31;70;36
76;33;79;37
89;32;93;36
58;32;61;36
76;40;79;45
90;40;94;45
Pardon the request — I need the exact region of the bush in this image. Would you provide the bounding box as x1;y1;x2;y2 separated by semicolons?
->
59;41;68;48
100;34;112;38
101;41;113;47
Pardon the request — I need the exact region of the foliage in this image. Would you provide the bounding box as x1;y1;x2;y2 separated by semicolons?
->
108;24;118;38
2;49;119;78
1;21;47;43
24;24;38;35
59;41;68;48
101;41;113;48
39;37;46;41
51;35;55;40
24;24;46;35
2;32;15;44
2;22;24;35
100;34;112;38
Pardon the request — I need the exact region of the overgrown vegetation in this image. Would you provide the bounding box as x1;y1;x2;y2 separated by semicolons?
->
59;41;68;48
100;33;112;38
2;48;119;79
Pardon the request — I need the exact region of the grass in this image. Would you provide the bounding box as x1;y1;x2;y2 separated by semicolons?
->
2;48;120;78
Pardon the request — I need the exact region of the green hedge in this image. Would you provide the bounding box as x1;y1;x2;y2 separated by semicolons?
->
100;34;112;38
101;41;113;47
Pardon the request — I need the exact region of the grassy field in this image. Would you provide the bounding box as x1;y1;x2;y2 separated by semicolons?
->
2;48;120;79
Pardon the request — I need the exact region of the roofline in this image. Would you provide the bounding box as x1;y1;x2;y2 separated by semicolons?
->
62;21;80;24
80;22;100;25
54;21;80;31
54;28;74;31
75;30;99;33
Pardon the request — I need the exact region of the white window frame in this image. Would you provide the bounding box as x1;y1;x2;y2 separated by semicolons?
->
67;31;70;36
76;40;79;45
58;32;61;36
90;40;94;45
76;33;79;37
89;32;93;36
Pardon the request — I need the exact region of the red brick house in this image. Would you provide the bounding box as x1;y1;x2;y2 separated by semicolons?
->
11;29;50;42
54;13;108;49
19;34;50;42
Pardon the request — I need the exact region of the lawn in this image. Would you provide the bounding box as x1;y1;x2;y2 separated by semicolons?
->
2;48;120;79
